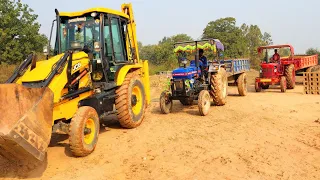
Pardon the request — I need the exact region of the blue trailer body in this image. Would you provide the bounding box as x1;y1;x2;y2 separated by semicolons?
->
223;59;250;76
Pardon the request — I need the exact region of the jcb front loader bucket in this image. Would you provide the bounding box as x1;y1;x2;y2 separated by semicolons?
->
0;84;53;165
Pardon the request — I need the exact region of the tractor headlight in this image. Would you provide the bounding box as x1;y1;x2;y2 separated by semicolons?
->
274;69;277;73
181;60;187;65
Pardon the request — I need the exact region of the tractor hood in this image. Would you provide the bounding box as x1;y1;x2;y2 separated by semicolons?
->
18;52;89;83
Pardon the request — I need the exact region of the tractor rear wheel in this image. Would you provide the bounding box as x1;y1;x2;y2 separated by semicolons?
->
285;64;295;89
160;90;173;114
261;84;269;89
255;82;262;92
198;90;211;116
179;98;193;106
237;73;247;96
210;68;228;106
115;72;146;129
69;106;100;157
280;76;287;93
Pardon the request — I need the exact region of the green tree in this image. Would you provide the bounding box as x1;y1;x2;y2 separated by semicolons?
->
202;17;247;58
0;0;48;64
140;34;193;67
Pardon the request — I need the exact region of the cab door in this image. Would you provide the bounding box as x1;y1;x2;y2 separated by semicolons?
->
103;15;130;81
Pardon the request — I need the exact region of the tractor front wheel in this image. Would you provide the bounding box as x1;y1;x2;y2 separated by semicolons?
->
237;73;247;96
210;68;228;106
115;72;146;129
160;90;173;114
198;90;211;116
261;84;269;89
280;76;287;93
69;106;100;157
255;82;262;92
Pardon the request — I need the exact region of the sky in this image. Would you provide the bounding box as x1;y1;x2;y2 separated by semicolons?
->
22;0;320;54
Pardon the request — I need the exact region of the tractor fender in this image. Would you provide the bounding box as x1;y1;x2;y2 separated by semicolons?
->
115;64;143;86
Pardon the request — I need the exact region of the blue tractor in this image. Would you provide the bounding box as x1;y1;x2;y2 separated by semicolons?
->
159;39;228;116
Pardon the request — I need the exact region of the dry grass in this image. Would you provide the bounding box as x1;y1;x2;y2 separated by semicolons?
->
0;64;17;83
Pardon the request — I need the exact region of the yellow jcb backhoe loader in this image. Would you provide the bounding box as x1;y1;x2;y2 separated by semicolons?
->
0;3;150;167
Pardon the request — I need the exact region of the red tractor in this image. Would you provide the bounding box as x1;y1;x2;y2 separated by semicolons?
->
255;44;318;92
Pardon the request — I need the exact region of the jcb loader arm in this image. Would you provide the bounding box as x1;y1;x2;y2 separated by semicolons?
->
0;84;53;164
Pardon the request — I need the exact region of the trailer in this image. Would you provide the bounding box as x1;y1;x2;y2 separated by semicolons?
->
255;44;319;92
212;59;251;96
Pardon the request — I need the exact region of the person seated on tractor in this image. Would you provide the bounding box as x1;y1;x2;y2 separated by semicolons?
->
199;49;208;66
270;49;280;63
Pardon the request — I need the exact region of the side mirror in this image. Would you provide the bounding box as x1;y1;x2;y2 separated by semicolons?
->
43;45;49;56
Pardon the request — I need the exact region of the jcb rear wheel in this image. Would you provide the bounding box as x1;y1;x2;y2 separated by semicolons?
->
69;106;100;157
280;76;287;93
198;90;211;116
210;68;228;106
115;72;146;129
285;64;295;89
237;73;247;96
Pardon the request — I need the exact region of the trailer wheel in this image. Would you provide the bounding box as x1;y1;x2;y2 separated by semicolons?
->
237;73;247;96
160;90;173;114
280;76;287;93
255;82;262;92
285;64;295;89
179;98;193;106
69;106;100;157
210;68;228;106
115;72;146;129
198;90;211;116
261;84;269;89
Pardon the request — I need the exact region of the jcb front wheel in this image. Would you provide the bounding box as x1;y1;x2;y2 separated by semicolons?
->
115;72;146;129
69;106;100;157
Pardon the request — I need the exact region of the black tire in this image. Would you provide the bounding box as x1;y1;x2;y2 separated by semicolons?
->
255;82;262;92
285;64;295;89
69;106;100;157
261;84;270;89
179;98;193;106
198;90;211;116
160;90;172;114
210;68;228;106
237;73;247;96
280;76;287;93
115;72;146;129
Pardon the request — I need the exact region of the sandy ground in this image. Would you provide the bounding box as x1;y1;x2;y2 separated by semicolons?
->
0;71;320;180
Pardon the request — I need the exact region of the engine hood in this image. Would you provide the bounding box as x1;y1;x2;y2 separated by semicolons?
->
18;52;88;83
